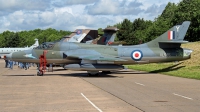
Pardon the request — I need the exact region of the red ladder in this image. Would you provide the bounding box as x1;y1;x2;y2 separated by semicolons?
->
39;50;48;74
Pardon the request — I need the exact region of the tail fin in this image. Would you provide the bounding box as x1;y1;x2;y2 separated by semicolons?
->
29;39;39;49
67;29;88;42
66;29;99;43
97;27;118;45
147;21;190;48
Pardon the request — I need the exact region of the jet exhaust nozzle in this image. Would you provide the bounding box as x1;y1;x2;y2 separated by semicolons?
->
183;49;193;58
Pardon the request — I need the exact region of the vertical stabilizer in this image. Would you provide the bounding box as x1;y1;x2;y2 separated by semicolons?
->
147;21;190;48
67;29;89;42
29;39;39;49
97;27;118;45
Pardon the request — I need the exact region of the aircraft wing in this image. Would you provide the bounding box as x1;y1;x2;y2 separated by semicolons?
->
64;50;127;61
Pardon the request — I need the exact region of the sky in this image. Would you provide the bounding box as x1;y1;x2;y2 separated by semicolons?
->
0;0;180;33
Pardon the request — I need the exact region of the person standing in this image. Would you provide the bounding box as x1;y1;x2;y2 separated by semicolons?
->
9;60;13;69
4;59;9;68
14;61;17;65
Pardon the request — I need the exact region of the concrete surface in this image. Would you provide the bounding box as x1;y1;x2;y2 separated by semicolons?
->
0;60;200;112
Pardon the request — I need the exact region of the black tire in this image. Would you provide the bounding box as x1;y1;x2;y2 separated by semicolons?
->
37;71;44;76
87;73;92;76
102;71;111;74
87;73;99;77
95;73;99;76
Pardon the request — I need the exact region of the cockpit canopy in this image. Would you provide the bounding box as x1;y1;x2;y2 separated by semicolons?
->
34;42;55;49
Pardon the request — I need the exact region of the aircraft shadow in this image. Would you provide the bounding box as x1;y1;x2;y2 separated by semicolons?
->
52;69;67;71
44;73;119;78
3;73;118;78
111;71;156;74
3;74;35;76
149;62;185;73
3;63;184;77
111;62;185;74
46;68;120;78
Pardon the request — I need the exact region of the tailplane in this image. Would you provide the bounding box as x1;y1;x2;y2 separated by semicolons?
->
147;21;190;48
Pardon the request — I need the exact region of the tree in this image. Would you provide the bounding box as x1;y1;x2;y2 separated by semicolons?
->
1;31;15;47
116;19;132;44
131;18;153;44
172;0;200;41
0;28;71;47
98;28;104;36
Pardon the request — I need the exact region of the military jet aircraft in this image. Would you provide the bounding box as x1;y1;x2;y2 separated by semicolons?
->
6;21;192;76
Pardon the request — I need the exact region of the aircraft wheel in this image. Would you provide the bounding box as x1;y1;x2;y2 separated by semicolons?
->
37;71;44;76
87;73;91;77
102;71;111;74
95;73;99;76
87;73;99;77
87;71;99;77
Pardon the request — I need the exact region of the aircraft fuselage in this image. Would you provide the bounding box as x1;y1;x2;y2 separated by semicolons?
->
7;42;192;65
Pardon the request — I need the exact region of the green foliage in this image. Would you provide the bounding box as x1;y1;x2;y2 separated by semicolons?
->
0;28;71;47
112;1;200;44
127;63;200;80
171;0;200;42
117;19;132;43
0;31;20;47
98;28;104;35
116;18;153;45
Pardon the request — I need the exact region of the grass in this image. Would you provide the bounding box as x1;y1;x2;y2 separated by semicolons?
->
127;42;200;80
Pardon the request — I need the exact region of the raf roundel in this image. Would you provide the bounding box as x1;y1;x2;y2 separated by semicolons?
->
131;50;143;61
76;30;82;35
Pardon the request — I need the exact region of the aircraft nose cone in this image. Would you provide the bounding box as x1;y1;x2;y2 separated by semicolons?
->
5;53;13;60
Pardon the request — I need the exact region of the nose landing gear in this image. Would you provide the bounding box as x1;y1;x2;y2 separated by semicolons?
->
37;70;44;76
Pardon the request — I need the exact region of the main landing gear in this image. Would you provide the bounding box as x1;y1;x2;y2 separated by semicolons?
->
87;71;99;76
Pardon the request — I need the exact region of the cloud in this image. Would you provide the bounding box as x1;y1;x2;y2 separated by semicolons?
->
86;0;144;15
86;0;121;15
2;8;74;31
145;4;167;16
0;6;115;32
139;0;179;10
0;0;181;33
53;0;98;7
0;0;50;14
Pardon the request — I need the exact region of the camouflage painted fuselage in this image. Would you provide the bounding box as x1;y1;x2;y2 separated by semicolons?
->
9;42;192;65
6;21;193;69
